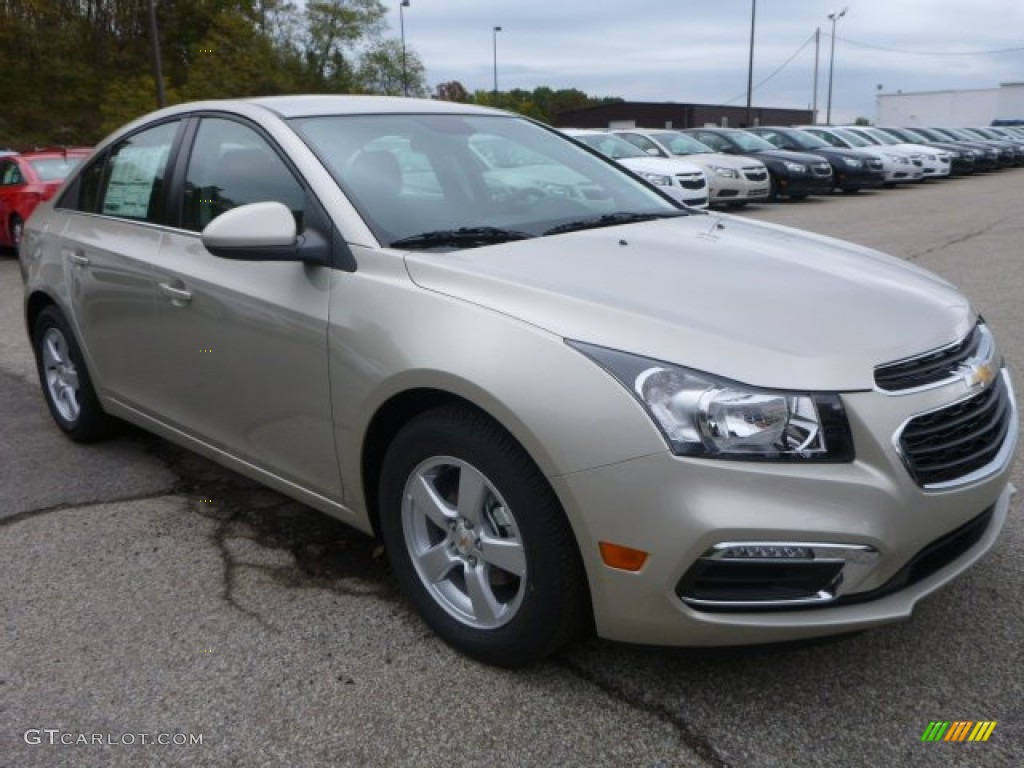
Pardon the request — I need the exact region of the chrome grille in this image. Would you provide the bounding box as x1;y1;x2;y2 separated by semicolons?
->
677;174;706;190
868;159;883;171
743;169;767;182
898;373;1012;488
875;325;983;392
812;163;832;177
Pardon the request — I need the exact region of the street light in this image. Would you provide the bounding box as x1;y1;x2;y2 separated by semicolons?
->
493;26;502;97
399;0;410;97
745;0;756;127
825;7;848;125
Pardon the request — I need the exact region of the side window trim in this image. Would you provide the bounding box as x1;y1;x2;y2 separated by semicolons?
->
55;118;185;222
171;111;311;233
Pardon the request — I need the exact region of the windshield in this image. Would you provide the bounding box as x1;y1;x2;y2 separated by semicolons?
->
292;113;682;248
648;131;715;156
861;128;898;145
573;133;648;160
784;130;829;150
832;129;873;148
729;131;778;152
28;156;84;181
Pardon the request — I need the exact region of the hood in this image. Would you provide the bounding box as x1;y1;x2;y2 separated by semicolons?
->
404;215;972;391
749;148;828;166
615;156;703;176
685;152;764;171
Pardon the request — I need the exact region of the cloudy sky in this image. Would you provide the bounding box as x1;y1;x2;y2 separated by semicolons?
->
384;0;1024;123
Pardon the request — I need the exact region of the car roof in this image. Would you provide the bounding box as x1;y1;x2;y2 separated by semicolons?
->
203;95;503;120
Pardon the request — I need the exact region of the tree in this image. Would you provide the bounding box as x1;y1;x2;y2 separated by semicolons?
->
435;80;470;103
301;0;385;89
356;38;428;97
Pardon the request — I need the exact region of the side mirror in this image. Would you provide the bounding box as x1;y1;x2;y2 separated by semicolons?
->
202;201;296;251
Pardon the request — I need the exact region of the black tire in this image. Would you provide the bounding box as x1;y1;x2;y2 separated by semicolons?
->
32;305;114;442
842;187;861;195
767;175;779;201
379;405;589;667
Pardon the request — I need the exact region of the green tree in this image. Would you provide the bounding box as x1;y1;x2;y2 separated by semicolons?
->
357;38;428;97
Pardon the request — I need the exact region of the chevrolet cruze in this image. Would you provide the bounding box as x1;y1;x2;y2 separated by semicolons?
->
20;97;1018;667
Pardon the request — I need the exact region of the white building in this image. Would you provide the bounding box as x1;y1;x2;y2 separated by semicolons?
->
875;82;1024;126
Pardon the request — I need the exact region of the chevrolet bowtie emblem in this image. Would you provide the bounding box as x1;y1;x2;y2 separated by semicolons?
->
962;361;996;389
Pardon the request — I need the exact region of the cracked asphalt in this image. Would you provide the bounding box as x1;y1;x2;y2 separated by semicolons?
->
2;169;1023;767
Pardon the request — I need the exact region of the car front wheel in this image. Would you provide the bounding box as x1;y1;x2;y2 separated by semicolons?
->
379;405;589;667
32;305;114;442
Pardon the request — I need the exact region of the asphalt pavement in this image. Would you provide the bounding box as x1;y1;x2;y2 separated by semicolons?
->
2;169;1022;768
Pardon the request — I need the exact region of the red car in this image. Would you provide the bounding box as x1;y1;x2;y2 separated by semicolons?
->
0;148;90;250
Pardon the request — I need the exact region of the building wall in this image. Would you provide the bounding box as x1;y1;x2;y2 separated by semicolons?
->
875;88;1001;127
996;83;1024;122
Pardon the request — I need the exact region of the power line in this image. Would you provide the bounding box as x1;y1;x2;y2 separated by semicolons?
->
834;35;1024;57
722;31;817;106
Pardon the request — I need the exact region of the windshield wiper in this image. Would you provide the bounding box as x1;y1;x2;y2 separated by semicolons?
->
389;226;535;250
543;211;690;236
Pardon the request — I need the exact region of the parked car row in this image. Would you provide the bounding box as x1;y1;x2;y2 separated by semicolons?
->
559;123;1024;209
0;147;90;251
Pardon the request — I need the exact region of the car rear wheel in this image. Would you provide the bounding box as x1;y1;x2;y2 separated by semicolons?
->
379;405;589;667
33;305;114;442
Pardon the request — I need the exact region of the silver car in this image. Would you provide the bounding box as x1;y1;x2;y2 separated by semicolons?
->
20;97;1018;666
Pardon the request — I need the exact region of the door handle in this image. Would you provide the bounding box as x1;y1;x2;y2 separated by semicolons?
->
67;249;90;266
158;282;193;305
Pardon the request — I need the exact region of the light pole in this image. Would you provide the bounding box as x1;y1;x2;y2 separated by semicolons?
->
812;27;820;121
399;0;410;97
745;0;756;127
492;26;502;98
826;7;847;125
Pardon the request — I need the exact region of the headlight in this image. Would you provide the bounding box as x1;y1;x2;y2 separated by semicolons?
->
569;342;854;462
639;172;673;187
709;165;740;179
783;161;807;173
841;157;862;168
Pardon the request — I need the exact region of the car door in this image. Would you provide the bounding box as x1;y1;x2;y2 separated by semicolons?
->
0;157;25;244
59;119;183;410
150;115;341;500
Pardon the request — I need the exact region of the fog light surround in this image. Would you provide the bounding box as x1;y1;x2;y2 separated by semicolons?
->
678;541;879;610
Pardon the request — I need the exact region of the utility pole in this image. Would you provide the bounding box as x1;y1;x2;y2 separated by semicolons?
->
147;0;166;108
745;0;756;127
812;27;820;121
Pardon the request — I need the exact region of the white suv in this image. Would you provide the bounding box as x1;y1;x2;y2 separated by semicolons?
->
612;129;771;208
563;129;708;208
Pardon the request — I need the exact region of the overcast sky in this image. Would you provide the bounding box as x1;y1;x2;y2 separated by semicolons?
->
385;0;1024;123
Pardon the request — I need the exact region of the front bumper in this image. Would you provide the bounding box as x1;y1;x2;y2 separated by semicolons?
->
775;173;833;197
835;166;886;191
551;373;1017;646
